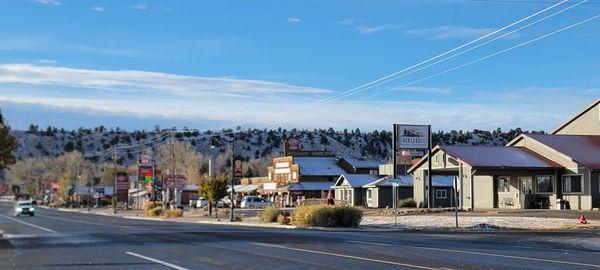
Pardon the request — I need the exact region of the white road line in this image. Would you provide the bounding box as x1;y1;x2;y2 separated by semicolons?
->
513;245;600;255
347;240;392;246
394;243;600;268
253;242;439;270
126;251;189;270
0;213;57;233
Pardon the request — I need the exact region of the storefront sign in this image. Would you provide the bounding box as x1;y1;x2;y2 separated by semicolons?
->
396;125;430;149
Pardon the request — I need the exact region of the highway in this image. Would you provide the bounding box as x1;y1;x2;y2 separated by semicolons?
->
1;202;599;270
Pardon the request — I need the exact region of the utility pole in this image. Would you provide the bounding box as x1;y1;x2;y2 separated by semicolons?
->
427;125;433;209
171;128;176;209
230;133;235;222
152;146;156;206
113;146;117;214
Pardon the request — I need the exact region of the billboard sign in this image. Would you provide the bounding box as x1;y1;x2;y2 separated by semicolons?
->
163;175;187;189
396;125;430;149
234;159;243;179
116;173;129;190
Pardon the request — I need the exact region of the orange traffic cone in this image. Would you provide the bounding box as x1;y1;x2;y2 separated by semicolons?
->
579;215;587;224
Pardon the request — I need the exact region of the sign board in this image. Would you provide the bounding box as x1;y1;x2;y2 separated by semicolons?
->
116;173;129;190
163;175;187;190
263;182;277;190
138;155;153;166
396;125;430;149
234;159;243;179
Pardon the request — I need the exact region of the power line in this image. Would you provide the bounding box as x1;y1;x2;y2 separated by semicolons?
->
464;0;600;5
343;13;600;105
267;0;568;116
318;0;588;109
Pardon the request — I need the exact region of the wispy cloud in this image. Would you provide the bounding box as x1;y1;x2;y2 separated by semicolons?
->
0;64;330;97
392;86;452;95
355;23;406;35
35;0;60;5
287;17;301;24
130;4;148;10
91;6;105;12
404;26;494;40
0;36;143;57
335;18;357;25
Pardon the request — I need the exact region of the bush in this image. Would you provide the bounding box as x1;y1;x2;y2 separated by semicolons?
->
165;208;183;218
147;206;163;217
277;214;287;225
143;201;160;215
261;205;280;223
292;205;362;227
398;198;416;208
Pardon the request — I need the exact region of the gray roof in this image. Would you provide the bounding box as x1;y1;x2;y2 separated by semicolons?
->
333;174;380;188
527;134;600;169
342;157;383;169
295;157;346;176
442;146;562;169
363;175;454;188
288;181;332;191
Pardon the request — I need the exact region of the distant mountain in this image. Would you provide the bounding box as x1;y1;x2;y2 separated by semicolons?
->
12;126;545;169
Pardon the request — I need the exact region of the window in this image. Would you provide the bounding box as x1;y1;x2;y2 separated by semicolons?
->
563;175;583;193
367;189;372;200
435;189;447;199
536;176;553;193
497;176;510;193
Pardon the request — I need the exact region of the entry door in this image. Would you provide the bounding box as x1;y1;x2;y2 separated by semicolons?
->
519;177;533;209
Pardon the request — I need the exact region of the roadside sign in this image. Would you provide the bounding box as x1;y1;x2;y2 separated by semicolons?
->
396;125;430;149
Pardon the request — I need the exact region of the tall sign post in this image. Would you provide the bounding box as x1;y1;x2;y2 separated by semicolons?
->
395;124;432;208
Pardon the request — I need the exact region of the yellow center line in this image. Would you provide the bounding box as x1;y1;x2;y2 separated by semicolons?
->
253;242;440;270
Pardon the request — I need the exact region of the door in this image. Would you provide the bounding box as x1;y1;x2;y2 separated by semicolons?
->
519;177;533;209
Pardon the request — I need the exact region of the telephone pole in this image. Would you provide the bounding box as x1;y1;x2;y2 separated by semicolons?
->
230;133;235;222
113;146;117;214
171;128;176;209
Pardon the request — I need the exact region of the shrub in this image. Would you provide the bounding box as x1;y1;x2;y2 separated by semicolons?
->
147;206;163;217
277;214;287;225
143;201;160;215
398;198;417;208
165;208;183;218
261;205;280;223
292;205;362;227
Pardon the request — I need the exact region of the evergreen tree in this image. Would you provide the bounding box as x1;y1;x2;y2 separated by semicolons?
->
0;111;17;170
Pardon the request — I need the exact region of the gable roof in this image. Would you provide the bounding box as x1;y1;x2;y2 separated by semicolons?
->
552;98;600;134
288;181;332;191
333;174;380;188
294;157;346;176
408;145;562;173
362;175;454;188
341;157;383;169
525;134;600;169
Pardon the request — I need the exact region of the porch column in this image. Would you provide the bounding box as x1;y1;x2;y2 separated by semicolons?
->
458;164;464;210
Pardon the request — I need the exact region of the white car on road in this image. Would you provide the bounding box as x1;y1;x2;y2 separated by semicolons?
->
15;201;35;217
240;196;272;208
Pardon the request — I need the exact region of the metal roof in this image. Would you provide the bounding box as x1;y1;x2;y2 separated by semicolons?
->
333;174;380;188
363;175;454;187
527;134;600;169
342;157;383;169
287;181;333;191
442;146;563;169
294;157;346;176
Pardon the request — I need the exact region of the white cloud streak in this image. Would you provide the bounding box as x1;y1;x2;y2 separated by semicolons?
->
404;26;495;40
130;4;148;10
0;64;330;97
355;23;406;34
287;17;301;24
92;6;105;12
35;0;60;5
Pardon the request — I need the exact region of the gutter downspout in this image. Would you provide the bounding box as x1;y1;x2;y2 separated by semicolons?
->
470;169;477;211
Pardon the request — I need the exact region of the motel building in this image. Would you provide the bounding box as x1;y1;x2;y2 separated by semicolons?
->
409;98;600;210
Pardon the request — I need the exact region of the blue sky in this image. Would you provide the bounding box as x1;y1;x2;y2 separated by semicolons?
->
0;0;598;132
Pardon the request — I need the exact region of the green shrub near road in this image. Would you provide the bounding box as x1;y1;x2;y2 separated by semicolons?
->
261;205;280;223
398;198;417;208
292;205;362;227
277;214;287;225
143;201;160;215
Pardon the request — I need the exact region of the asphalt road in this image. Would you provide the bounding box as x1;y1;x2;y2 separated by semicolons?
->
1;202;599;270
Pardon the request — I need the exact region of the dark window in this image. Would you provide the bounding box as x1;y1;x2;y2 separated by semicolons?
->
562;175;582;193
536;176;553;193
